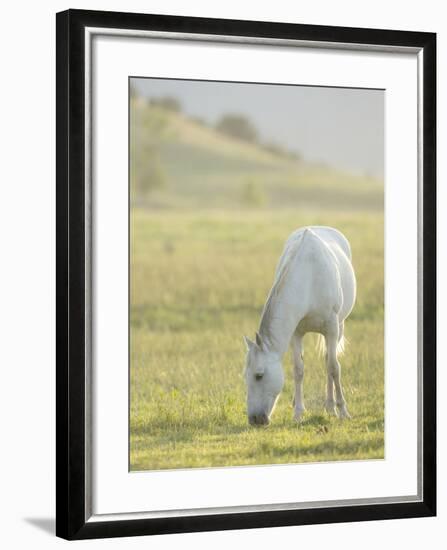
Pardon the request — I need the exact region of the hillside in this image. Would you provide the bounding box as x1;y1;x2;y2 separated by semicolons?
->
130;97;383;210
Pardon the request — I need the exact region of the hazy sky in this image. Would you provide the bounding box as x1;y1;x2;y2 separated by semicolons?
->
132;78;384;179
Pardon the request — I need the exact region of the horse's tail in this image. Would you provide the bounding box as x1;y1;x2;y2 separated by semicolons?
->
316;334;346;357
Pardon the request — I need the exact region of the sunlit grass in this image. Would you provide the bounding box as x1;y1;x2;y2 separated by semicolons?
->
130;209;384;470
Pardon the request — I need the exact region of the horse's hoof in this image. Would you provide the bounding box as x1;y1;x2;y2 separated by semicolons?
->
324;402;337;416
294;408;306;423
338;407;351;420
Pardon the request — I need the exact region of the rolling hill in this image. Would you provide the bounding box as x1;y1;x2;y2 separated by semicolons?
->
130;96;383;211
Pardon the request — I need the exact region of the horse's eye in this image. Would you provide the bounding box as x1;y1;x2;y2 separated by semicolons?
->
255;373;263;381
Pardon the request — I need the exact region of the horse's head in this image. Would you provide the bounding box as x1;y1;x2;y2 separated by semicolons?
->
244;332;284;426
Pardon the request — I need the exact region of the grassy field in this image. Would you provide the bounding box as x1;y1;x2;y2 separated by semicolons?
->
129;95;384;470
130;209;384;470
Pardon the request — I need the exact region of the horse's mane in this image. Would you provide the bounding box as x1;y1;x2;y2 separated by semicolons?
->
259;231;305;339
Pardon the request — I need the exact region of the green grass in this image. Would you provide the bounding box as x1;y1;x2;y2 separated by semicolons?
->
129;97;384;470
130;209;384;470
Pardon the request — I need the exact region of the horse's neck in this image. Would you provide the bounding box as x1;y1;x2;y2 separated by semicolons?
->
259;276;303;356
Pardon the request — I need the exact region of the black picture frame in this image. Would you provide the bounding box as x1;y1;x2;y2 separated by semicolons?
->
56;8;436;540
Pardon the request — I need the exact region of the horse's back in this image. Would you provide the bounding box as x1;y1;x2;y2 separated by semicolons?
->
279;226;356;322
286;226;352;260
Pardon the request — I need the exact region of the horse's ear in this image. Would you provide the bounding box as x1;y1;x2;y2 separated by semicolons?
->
244;336;256;351
255;332;265;350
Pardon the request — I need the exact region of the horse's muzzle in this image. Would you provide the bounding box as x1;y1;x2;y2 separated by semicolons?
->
249;413;270;426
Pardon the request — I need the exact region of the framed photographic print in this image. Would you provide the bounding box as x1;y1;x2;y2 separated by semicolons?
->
56;9;436;540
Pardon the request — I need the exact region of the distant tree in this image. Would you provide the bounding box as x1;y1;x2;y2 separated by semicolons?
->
262;142;302;161
241;179;266;207
129;82;138;98
287;150;301;161
130;101;169;198
262;142;285;157
136;154;166;196
191;116;207;126
150;96;182;113
216;114;258;143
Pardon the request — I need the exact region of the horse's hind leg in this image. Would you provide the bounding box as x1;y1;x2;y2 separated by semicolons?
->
291;333;305;422
325;316;351;419
324;356;336;416
338;320;345;354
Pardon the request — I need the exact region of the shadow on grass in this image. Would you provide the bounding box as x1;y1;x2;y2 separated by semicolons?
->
131;408;348;441
265;435;385;459
298;414;330;427
132;419;252;442
367;418;385;431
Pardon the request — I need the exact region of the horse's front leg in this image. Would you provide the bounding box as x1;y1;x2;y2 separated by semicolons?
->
325;316;351;419
291;333;305;422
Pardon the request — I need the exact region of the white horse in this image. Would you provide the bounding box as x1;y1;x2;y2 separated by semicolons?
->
244;226;356;426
